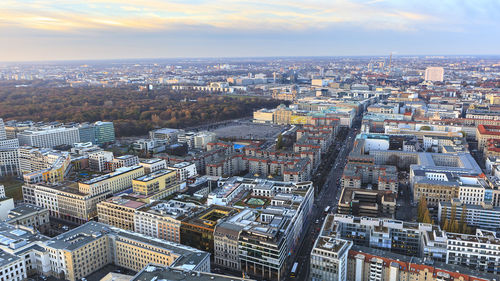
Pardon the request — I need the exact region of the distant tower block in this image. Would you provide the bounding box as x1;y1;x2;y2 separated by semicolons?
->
424;67;444;82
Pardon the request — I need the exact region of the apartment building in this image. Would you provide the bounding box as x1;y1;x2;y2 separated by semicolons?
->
17;126;80;148
134;200;204;243
348;245;497;281
477;124;500;152
110;155;139;171
341;163;398;193
168;161;197;182
446;230;500;274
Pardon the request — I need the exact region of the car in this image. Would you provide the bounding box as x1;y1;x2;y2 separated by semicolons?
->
315;219;320;224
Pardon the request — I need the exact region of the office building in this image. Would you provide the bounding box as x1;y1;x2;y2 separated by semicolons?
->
139;158;166;174
131;265;254;281
134;200;204;243
337;188;396;218
79;165;145;195
94;121;115;145
45;221;210;281
97;194;147;230
348;245;497;281
88;150;114;172
0;148;19;177
310;237;352;281
0;118;6;141
77;123;96;143
0;250;27;281
17;126;80;148
132;169;180;199
6;204;50;232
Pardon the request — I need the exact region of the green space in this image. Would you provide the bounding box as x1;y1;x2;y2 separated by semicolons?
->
246;197;267;206
0;177;23;200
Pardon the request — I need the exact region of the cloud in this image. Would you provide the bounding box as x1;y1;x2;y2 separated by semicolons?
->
0;0;437;32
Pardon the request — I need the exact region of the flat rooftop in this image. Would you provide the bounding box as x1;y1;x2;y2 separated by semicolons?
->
133;169;175;182
82;165;143;185
132;265;253;281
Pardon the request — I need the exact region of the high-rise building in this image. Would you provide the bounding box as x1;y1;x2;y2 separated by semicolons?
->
424;67;444;82
0;118;6;141
94;121;115;145
78;123;96;143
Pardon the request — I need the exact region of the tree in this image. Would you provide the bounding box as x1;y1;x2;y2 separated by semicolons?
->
276;134;283;150
440;205;448;228
420;125;432;131
422;208;432;224
443;219;450;232
459;205;468;233
451;220;459;233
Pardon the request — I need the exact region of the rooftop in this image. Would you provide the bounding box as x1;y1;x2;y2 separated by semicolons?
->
132;265;254;281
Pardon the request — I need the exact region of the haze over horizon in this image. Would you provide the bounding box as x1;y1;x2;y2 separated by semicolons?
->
1;0;500;62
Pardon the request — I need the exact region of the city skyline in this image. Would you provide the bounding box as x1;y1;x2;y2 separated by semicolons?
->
1;0;500;62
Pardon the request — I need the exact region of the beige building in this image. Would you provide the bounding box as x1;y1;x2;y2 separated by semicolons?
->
45;222;210;281
6;204;49;231
97;194;147;230
132;169;180;199
413;181;459;208
134;200;204;243
79;165;145;195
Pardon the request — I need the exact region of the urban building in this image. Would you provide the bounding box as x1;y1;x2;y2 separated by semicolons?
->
168;161;198;182
134;200;204;243
139;158;167;174
6;204;50;232
132;169;180;199
97;194;147;230
45;221;210;281
131;265;254;281
94;121;115;145
310;237;352;281
17;126;80;148
424;67;444;82
337;188;396;218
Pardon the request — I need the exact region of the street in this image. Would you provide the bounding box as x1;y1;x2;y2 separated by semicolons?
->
288;118;361;281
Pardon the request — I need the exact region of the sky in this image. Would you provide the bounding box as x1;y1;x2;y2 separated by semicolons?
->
1;0;500;62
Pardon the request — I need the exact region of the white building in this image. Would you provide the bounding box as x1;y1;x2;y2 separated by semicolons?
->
0;118;6;141
438;200;500;231
18;126;80;148
168;162;197;182
0;198;14;220
88;151;114;172
140;158;167;174
424;67;444;82
194;131;217;149
0;250;27;281
310;237;352;281
0;148;19;177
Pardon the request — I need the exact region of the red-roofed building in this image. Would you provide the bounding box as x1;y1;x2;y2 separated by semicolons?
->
476;125;500;152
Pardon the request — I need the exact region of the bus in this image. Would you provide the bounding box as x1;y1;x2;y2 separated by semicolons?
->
324;206;330;214
290;262;298;278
